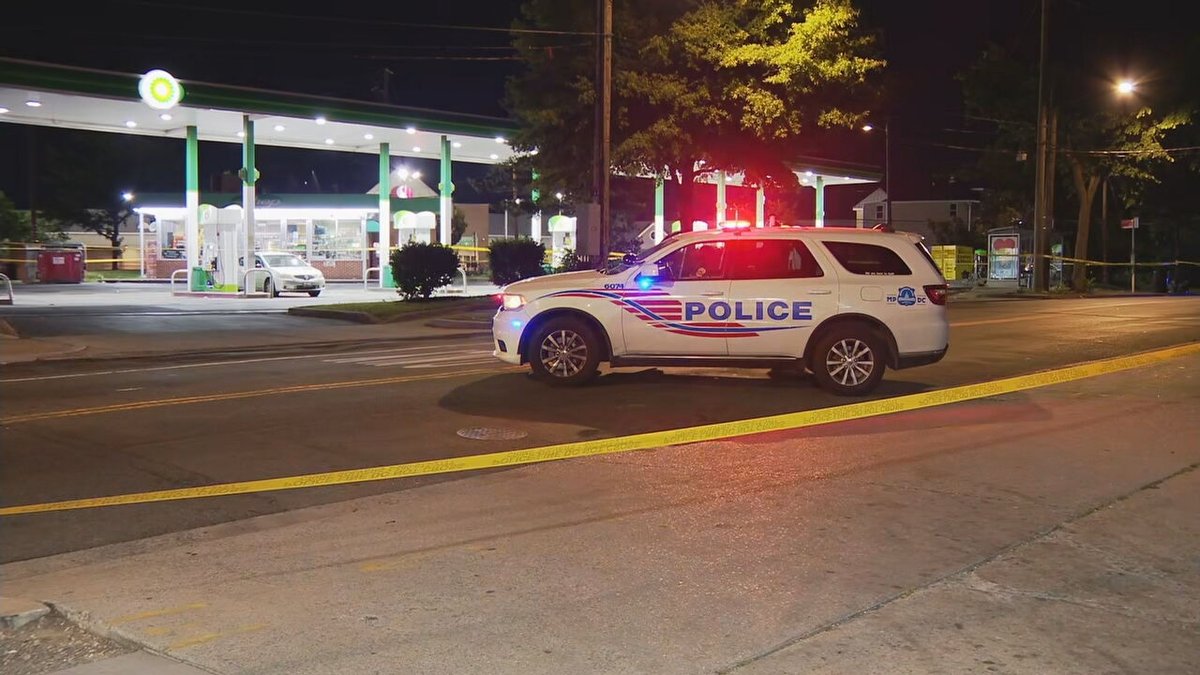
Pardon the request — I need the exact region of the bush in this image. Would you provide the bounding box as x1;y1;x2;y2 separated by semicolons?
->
390;241;460;300
488;238;545;286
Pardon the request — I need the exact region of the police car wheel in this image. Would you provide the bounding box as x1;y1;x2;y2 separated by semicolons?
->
529;319;600;385
811;327;885;396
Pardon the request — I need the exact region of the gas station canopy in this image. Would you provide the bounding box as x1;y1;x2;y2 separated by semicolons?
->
0;58;518;164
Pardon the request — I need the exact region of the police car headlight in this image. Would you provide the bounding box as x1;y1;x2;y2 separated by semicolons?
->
501;294;526;311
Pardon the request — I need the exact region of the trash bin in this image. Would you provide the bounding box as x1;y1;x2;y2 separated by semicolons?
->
37;248;85;283
190;266;210;292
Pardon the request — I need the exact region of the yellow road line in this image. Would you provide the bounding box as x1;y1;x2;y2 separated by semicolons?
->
168;623;267;650
109;603;208;625
0;366;513;425
3;341;1197;517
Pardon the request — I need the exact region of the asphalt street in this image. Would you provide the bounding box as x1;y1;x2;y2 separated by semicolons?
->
1;296;1198;563
4;350;1197;674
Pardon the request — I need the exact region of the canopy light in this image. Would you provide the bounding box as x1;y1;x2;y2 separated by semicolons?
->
273;124;285;132
159;113;172;121
324;138;334;145
363;133;374;140
406;126;417;134
25;100;42;108
125;120;138;128
138;69;183;110
315;116;327;125
452;142;462;149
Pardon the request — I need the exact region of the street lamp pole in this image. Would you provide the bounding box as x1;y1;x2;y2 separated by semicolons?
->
1032;0;1050;292
884;118;891;229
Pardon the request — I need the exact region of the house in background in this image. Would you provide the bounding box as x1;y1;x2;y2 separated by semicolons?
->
853;189;980;242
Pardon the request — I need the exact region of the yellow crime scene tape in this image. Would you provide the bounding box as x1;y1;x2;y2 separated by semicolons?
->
2;341;1197;517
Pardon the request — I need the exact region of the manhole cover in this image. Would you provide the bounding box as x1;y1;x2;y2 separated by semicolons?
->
456;427;528;441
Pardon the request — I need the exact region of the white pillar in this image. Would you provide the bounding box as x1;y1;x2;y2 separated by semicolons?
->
185;125;199;289
716;172;727;227
756;186;766;228
242;115;256;286
653;177;665;243
378;142;392;288
439;135;453;245
815;176;825;228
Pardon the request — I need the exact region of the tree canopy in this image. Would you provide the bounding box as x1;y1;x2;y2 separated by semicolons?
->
506;0;883;229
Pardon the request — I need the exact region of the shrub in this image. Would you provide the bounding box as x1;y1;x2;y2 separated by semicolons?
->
390;242;460;300
488;238;545;286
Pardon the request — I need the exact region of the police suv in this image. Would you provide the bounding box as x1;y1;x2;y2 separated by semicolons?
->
492;227;949;395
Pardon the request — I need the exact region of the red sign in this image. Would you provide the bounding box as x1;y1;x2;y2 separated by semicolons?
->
991;237;1018;254
1120;217;1139;230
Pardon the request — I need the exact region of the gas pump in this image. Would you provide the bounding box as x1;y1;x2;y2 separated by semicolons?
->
547;214;577;267
199;204;244;292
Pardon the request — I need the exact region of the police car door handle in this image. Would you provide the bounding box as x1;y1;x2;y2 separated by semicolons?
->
701;291;725;297
808;289;833;295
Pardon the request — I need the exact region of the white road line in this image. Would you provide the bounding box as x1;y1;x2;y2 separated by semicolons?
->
0;343;494;383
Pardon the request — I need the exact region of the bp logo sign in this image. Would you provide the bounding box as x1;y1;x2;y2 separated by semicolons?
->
897;286;918;306
138;69;183;110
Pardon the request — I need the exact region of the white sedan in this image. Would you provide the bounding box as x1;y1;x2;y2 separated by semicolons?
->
254;253;325;297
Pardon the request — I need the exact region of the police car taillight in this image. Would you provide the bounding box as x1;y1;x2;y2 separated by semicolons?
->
924;284;948;306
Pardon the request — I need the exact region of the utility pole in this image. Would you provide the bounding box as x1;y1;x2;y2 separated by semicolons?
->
594;0;613;262
1032;0;1050;292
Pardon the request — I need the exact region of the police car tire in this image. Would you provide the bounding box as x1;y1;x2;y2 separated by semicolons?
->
527;318;601;386
811;326;885;396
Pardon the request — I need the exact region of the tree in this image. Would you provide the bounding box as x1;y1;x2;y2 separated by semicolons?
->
507;0;882;230
450;207;470;246
0;191;31;242
1062;109;1186;288
960;44;1190;289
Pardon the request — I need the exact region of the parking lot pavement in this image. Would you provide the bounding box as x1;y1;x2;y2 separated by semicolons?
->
2;352;1196;674
0;282;495;364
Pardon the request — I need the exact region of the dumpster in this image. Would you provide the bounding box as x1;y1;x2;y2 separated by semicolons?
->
37;248;85;283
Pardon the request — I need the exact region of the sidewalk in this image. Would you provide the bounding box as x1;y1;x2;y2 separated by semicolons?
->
2;355;1197;674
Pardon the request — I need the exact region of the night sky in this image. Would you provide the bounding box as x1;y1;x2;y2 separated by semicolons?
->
1;0;1193;219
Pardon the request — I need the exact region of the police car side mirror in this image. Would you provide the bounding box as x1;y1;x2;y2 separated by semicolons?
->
639;262;669;280
633;262;669;290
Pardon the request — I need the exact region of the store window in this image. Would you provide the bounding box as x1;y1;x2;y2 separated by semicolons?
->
284;220;308;258
312;219;363;261
158;218;185;259
255;219;282;252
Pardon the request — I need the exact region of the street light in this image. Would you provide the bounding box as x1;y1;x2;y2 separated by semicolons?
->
1116;80;1136;95
862;119;891;229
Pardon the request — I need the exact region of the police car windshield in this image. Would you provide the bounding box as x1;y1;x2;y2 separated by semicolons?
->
604;238;676;274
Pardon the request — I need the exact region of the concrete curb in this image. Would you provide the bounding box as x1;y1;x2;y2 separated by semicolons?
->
0;596;51;629
44;602;221;674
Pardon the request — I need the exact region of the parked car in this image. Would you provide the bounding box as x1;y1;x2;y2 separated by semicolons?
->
254;253;325;297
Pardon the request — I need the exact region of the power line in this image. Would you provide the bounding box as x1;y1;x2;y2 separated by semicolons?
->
115;0;598;37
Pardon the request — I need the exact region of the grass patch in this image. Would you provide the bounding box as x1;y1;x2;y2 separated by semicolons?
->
85;269;142;281
293;296;495;323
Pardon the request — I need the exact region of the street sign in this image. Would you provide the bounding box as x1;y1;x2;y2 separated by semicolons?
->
1120;217;1139;230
